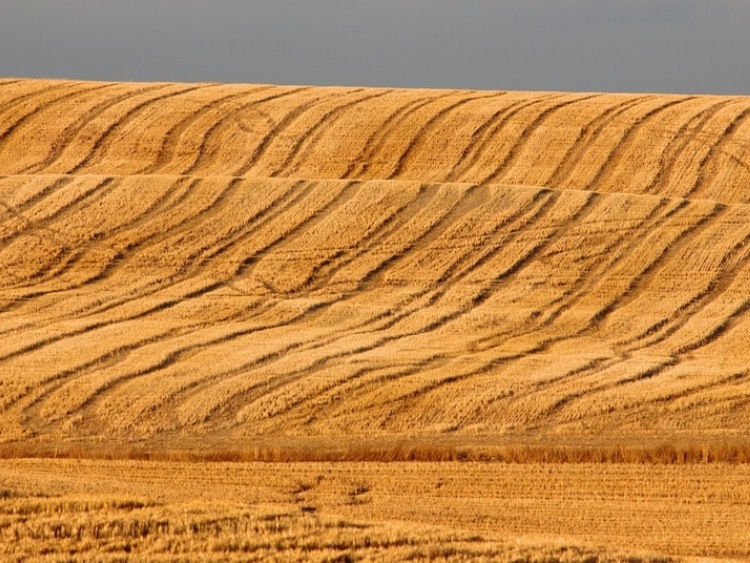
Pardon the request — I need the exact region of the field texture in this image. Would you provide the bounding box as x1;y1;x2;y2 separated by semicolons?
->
1;78;750;559
1;79;750;453
3;459;748;560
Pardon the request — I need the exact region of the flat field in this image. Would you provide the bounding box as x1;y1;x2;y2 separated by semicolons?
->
1;78;749;559
2;459;749;561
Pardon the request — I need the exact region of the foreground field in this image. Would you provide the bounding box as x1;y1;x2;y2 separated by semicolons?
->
3;459;748;561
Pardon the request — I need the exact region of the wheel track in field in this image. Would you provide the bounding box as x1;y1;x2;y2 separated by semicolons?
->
530;202;738;420
270;88;395;178
49;180;363;424
0;176;198;308
386;197;705;415
0;175;305;362
4;178;748;434
478;93;600;185
180;86;312;174
3;80;750;440
342;92;455;178
0;175;117;258
192;188;565;425
137;85;276;175
480;201;744;423
67;84;213;174
469;196;682;354
0;175;199;315
0;83;114;158
0;177;218;352
232;88;356;176
79;183;488;426
0;81;77;123
443;95;557;183
644;98;740;197
543;95;651;189
19;83;168;174
0;176;249;353
1;180;356;410
613;205;750;353
582;96;698;192
3;179;356;413
386;91;509;180
683;100;750;200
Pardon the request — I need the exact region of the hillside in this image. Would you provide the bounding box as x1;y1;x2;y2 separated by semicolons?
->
1;78;750;456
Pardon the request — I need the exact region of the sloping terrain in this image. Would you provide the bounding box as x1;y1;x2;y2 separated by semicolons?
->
1;79;750;455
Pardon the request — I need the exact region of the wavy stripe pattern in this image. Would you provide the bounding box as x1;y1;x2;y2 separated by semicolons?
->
1;79;750;449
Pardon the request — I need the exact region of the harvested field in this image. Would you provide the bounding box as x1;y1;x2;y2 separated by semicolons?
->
2;459;748;560
1;78;750;559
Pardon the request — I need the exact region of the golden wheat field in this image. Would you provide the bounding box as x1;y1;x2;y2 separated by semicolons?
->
1;78;750;559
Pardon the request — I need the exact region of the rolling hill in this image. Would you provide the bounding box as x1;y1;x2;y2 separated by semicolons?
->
1;78;750;457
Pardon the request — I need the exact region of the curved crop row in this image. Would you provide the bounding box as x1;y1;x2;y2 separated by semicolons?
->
1;173;750;447
1;80;750;202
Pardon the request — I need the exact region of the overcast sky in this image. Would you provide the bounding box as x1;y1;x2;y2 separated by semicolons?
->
1;1;749;95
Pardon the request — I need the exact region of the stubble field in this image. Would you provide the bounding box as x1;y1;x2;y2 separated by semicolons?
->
1;78;749;559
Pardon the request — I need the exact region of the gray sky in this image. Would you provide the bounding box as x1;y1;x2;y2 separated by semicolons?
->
1;1;749;95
